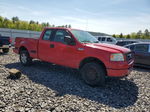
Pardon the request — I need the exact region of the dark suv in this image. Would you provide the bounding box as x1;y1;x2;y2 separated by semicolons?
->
125;43;150;68
116;40;139;46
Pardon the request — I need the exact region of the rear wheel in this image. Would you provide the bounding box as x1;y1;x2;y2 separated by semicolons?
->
20;50;32;66
80;62;106;86
2;48;9;54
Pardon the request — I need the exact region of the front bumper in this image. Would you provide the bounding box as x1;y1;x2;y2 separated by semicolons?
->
106;60;134;77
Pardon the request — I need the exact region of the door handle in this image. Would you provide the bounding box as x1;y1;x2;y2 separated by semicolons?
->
50;44;54;48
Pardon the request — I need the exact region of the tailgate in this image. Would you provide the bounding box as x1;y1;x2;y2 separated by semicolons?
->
0;37;10;46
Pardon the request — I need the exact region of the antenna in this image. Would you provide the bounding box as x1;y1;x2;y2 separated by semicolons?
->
85;19;88;31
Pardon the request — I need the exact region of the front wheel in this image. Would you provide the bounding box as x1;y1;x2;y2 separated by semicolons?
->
80;62;106;86
20;50;32;66
2;48;9;54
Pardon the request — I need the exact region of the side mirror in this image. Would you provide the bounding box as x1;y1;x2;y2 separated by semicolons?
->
64;36;75;45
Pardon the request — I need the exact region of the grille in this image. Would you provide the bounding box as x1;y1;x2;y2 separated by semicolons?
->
126;52;133;61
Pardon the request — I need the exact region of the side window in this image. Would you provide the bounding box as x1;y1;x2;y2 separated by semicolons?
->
43;30;52;40
135;44;148;52
98;37;101;41
54;30;70;43
130;45;135;51
107;38;113;42
101;37;105;41
117;42;124;46
127;42;131;44
126;46;130;49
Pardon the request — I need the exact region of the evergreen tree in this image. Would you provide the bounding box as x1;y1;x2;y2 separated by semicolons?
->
29;20;35;24
137;30;142;39
12;16;19;23
119;33;123;38
112;34;116;38
144;29;149;37
68;24;71;28
65;25;68;28
126;34;130;39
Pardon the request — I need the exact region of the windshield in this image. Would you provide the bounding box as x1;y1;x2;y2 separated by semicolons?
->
71;30;99;43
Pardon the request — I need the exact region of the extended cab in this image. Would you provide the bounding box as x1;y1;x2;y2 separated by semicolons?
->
0;34;11;53
13;28;134;86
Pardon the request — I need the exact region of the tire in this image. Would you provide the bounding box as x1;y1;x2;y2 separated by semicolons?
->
2;48;9;54
80;62;106;86
20;50;32;66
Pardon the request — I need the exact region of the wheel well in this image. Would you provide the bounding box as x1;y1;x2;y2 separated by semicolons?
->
79;57;107;75
19;46;28;54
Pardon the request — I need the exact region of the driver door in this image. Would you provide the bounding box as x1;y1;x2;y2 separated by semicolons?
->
51;29;80;68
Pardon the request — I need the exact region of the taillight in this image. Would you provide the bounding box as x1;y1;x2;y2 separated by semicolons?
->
9;37;12;43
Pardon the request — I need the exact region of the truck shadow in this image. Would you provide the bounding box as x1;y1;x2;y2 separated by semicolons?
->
5;60;138;109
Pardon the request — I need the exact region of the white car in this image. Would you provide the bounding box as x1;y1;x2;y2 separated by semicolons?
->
95;36;117;44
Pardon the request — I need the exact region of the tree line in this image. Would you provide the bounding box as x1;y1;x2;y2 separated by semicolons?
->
112;29;150;39
0;16;71;31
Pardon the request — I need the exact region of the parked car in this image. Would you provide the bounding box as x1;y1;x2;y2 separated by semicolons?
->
116;40;139;46
13;27;134;86
0;35;11;53
95;36;117;44
125;43;150;68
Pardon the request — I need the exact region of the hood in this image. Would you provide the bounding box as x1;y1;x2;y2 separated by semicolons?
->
83;43;130;53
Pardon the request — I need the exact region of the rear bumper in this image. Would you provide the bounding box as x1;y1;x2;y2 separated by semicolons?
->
107;60;134;77
0;44;11;49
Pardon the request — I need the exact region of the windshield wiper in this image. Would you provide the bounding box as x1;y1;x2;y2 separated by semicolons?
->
81;40;91;43
81;40;99;43
93;41;99;43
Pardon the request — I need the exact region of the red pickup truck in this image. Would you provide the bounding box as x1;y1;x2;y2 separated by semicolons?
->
13;27;134;86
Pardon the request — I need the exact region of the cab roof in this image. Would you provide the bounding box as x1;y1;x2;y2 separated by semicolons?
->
44;27;82;31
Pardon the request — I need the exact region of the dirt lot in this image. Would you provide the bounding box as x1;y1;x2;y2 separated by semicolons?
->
0;49;150;112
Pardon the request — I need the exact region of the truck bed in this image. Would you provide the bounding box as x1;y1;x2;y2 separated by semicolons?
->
14;37;39;58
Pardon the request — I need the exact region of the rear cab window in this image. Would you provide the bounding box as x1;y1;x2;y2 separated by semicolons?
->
42;30;53;40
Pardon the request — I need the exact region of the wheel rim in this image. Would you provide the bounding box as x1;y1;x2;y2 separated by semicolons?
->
86;67;98;81
21;53;27;64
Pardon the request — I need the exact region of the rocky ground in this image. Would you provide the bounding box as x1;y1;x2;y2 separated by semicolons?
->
0;49;150;112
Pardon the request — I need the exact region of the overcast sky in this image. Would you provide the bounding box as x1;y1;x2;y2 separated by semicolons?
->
0;0;150;34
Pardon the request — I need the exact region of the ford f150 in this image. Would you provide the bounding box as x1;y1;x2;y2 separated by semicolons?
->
13;27;134;86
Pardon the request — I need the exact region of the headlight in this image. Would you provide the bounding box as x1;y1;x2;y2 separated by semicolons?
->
110;53;124;61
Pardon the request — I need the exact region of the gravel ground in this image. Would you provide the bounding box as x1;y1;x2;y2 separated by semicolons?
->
0;49;150;112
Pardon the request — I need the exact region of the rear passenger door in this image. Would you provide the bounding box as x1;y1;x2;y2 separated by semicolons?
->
38;29;57;62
